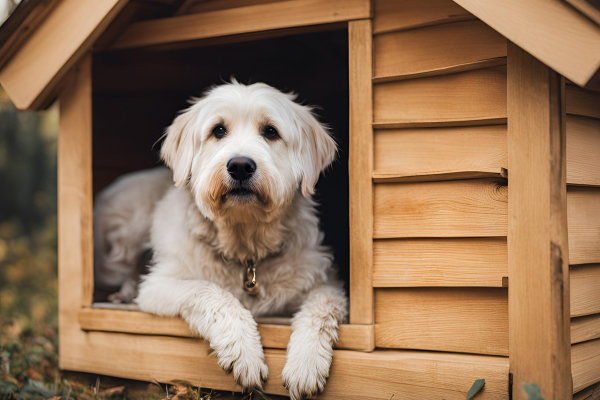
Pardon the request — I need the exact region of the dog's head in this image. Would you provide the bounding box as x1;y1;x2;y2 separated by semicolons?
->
161;81;337;222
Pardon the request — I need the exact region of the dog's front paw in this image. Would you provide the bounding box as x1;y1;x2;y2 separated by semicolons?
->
282;335;333;400
212;316;268;391
220;343;269;391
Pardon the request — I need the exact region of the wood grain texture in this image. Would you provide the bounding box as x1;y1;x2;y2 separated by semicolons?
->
573;338;600;393
0;0;127;110
373;125;507;182
571;264;600;318
373;0;474;35
373;179;508;239
375;288;508;355
58;55;94;309
507;43;571;400
567;115;600;187
453;0;600;87
60;329;510;400
373;238;507;287
373;66;507;127
568;187;600;265
111;0;371;50
565;0;600;26
567;85;600;120
348;19;374;325
58;55;94;369
77;309;375;351
0;0;61;70
373;20;506;82
574;381;600;400
572;314;600;344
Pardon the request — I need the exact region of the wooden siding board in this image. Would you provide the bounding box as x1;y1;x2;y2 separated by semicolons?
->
571;314;600;345
571;264;600;318
573;338;600;394
568;187;600;265
567;115;600;187
373;125;507;182
373;20;506;81
373;0;474;35
373;66;507;127
373;179;508;239
373;238;507;288
375;288;509;356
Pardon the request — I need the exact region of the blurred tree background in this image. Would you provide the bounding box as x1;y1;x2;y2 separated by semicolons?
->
0;87;58;335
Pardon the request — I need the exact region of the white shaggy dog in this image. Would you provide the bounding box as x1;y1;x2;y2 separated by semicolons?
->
132;81;348;399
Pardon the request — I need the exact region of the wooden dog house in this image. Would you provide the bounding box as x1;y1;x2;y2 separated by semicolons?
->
1;0;600;398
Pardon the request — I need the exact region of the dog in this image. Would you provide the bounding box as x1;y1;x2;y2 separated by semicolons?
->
93;167;173;303
95;80;347;399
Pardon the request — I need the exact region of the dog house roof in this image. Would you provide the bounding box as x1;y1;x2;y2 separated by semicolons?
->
0;0;599;111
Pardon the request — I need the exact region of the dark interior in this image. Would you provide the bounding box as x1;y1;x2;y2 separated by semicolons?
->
92;29;351;299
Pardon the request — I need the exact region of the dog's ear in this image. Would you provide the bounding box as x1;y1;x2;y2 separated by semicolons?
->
298;108;338;197
161;107;197;187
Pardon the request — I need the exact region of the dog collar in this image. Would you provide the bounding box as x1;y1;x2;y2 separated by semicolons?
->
243;259;259;295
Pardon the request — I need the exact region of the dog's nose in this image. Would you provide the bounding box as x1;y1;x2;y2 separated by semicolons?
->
227;157;256;181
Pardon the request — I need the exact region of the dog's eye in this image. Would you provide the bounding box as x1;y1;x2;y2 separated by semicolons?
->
262;125;279;140
212;124;227;139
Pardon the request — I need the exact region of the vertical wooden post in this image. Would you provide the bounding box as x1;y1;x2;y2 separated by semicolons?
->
348;19;374;325
58;53;93;367
508;42;571;399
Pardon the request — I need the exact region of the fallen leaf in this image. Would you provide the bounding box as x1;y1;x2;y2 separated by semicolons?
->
467;379;485;399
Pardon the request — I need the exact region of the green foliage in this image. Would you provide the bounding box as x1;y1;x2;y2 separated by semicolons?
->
467;379;485;399
521;383;545;400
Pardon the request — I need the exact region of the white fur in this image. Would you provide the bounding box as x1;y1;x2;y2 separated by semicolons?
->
132;81;347;398
94;167;173;302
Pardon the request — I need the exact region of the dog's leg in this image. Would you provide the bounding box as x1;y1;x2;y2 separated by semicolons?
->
136;275;268;390
281;285;347;400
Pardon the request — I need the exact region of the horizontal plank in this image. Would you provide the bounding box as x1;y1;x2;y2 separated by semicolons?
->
373;238;507;287
62;330;510;400
78;308;375;351
574;381;600;400
567;115;600;187
567;84;600;119
375;288;509;355
373;20;506;82
112;0;370;50
373;0;474;35
572;313;600;345
573;338;600;393
373;178;508;238
373;125;507;182
373;66;507;127
571;264;600;318
568;187;600;265
373;171;506;183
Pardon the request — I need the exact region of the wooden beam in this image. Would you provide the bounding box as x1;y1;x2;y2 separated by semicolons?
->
0;0;127;110
453;0;600;87
111;0;371;50
77;308;376;351
348;19;373;325
60;329;510;399
58;53;94;369
507;42;571;399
